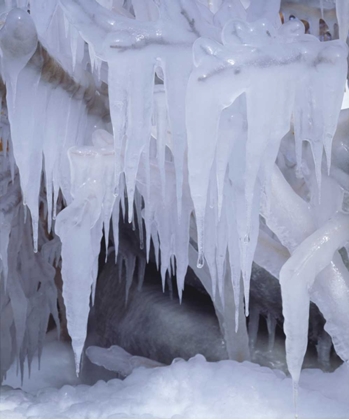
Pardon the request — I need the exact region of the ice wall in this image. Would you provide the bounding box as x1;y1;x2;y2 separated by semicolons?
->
0;0;348;400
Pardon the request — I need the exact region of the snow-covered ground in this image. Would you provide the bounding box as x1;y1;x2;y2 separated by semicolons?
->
1;331;349;419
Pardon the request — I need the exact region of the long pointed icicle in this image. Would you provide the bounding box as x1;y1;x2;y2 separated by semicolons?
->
55;133;115;374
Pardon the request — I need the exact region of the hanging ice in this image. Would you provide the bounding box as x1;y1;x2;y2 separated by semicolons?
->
59;0;219;220
186;16;348;313
0;1;348;409
55;130;117;373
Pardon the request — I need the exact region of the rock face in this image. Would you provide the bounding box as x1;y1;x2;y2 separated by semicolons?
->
93;257;228;365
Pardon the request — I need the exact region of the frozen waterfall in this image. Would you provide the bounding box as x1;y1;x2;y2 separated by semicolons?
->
0;0;349;416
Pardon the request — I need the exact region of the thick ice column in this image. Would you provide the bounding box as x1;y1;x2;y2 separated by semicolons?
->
280;212;349;384
0;9;40;249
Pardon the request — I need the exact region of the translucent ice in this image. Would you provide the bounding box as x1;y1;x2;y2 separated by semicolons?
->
56;138;116;373
86;345;164;378
336;0;349;41
280;212;349;384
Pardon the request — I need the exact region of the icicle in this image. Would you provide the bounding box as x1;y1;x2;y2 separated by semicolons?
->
336;0;349;42
0;8;38;101
203;184;218;300
216;192;228;301
92;129;117;258
293;39;347;188
112;198;120;263
43;88;67;233
215;103;242;219
124;254;136;305
153;86;168;201
137;257;146;291
119;175;126;223
320;0;324;19
227;210;241;330
55;142;115;374
110;57;155;223
29;0;58;38
151;227;160;271
266;313;277;352
134;189;144;250
248;305;260;352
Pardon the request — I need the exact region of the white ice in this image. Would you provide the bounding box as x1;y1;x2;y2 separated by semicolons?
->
0;0;348;412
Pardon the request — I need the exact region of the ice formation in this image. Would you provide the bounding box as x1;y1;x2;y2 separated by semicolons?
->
0;0;349;412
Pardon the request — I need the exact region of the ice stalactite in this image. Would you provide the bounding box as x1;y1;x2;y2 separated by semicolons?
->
187;16;347;315
188;242;250;362
59;0;219;221
336;0;349;42
0;8;40;250
0;8;38;99
0;7;107;250
55;131;117;373
136;147;193;301
293;38;347;192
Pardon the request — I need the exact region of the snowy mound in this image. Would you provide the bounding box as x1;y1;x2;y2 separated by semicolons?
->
1;355;349;419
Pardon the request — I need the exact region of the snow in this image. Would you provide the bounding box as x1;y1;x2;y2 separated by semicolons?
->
2;334;349;419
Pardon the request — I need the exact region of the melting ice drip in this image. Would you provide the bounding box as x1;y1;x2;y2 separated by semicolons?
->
0;0;348;406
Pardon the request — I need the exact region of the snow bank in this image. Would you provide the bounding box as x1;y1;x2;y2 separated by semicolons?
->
1;353;348;419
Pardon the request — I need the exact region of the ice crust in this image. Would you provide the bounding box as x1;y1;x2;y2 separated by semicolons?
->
0;0;348;409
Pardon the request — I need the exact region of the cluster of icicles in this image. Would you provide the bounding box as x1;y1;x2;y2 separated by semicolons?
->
0;0;349;397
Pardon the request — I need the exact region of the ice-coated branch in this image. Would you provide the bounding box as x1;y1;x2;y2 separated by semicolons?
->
263;163;349;388
279;212;349;384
